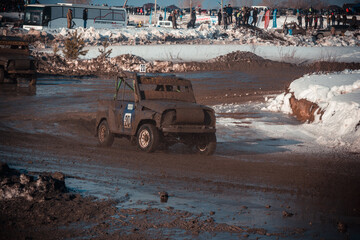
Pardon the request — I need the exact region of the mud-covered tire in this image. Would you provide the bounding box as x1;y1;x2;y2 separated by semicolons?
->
137;124;159;153
316;33;324;39
195;133;217;155
0;67;4;83
97;120;114;147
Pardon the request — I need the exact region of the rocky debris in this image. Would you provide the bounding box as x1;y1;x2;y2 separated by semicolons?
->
158;191;169;202
282;210;294;217
0;162;118;239
0;162;66;201
208;51;266;63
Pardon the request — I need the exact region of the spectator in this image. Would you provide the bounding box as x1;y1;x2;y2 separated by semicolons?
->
343;14;347;25
336;14;341;25
314;15;318;29
226;4;233;24
83;8;88;28
319;14;324;29
331;13;335;26
67;9;72;29
253;8;258;26
297;14;302;27
171;11;177;29
218;10;222;25
309;14;313;28
305;14;309;29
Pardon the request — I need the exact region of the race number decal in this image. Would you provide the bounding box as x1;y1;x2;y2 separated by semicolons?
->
124;113;132;128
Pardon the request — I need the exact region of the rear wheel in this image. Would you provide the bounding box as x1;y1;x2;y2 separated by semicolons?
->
137;124;159;153
317;33;324;39
98;120;114;147
195;133;217;155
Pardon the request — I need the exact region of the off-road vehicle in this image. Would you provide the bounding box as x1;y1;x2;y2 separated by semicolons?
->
0;36;37;87
95;73;217;155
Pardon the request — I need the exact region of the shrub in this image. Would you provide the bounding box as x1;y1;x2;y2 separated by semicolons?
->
62;30;88;60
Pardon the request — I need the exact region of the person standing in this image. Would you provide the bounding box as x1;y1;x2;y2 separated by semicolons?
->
83;8;88;28
253;8;258;26
190;9;196;28
226;4;233;24
337;13;341;25
305;14;309;29
67;9;72;29
331;13;335;26
223;12;228;29
218;10;222;25
319;14;324;29
309;14;313;28
297;14;302;27
342;13;347;25
172;11;177;29
314;15;318;29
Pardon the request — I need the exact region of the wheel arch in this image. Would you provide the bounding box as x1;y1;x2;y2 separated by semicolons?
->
135;119;157;136
95;117;108;136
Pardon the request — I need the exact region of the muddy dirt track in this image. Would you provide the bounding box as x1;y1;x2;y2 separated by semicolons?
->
1;62;360;239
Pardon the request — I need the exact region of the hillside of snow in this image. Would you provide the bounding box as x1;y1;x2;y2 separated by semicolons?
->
265;70;360;152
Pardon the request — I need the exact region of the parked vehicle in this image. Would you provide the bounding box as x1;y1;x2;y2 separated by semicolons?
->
95;73;217;155
313;24;358;39
23;3;127;30
0;36;36;87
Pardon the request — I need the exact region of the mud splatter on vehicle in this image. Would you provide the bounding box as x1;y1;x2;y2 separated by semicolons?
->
96;72;217;155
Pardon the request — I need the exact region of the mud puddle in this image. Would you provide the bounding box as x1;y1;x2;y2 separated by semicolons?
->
1;73;359;239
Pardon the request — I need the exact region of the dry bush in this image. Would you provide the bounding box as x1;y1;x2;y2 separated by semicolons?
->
62;30;88;60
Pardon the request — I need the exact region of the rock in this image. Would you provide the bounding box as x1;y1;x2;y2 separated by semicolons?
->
20;174;31;185
282;210;294;217
158;191;168;203
51;172;65;181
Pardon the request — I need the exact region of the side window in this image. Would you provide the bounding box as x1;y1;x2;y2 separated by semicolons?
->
74;7;84;19
113;10;125;21
101;10;113;20
118;79;135;102
88;9;100;19
51;7;62;20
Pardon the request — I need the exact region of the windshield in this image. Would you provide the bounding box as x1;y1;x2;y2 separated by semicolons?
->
24;8;43;26
138;76;196;103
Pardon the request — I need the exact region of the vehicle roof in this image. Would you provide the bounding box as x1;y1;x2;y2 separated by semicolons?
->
25;3;125;10
0;36;28;46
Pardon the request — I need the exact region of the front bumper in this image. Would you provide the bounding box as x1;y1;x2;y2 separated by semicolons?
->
162;125;216;133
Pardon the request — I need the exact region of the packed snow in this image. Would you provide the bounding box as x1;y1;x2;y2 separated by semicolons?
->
263;70;360;152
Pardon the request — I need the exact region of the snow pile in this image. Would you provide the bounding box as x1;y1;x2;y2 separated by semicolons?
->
40;25;360;47
266;70;360;152
0;162;66;201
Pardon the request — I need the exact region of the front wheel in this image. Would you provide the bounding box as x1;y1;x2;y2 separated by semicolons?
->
137;124;159;153
195;133;217;155
98;120;114;147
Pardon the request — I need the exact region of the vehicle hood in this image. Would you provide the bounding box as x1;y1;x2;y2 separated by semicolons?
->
140;100;214;113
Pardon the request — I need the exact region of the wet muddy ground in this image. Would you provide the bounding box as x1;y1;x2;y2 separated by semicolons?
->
1;71;360;239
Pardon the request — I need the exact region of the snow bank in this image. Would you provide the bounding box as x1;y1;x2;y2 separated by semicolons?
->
266;70;360;152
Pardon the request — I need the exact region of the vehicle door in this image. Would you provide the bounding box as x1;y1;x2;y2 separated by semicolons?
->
115;77;136;135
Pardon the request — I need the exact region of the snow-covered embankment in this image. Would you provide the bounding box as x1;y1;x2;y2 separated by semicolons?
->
266;70;360;152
